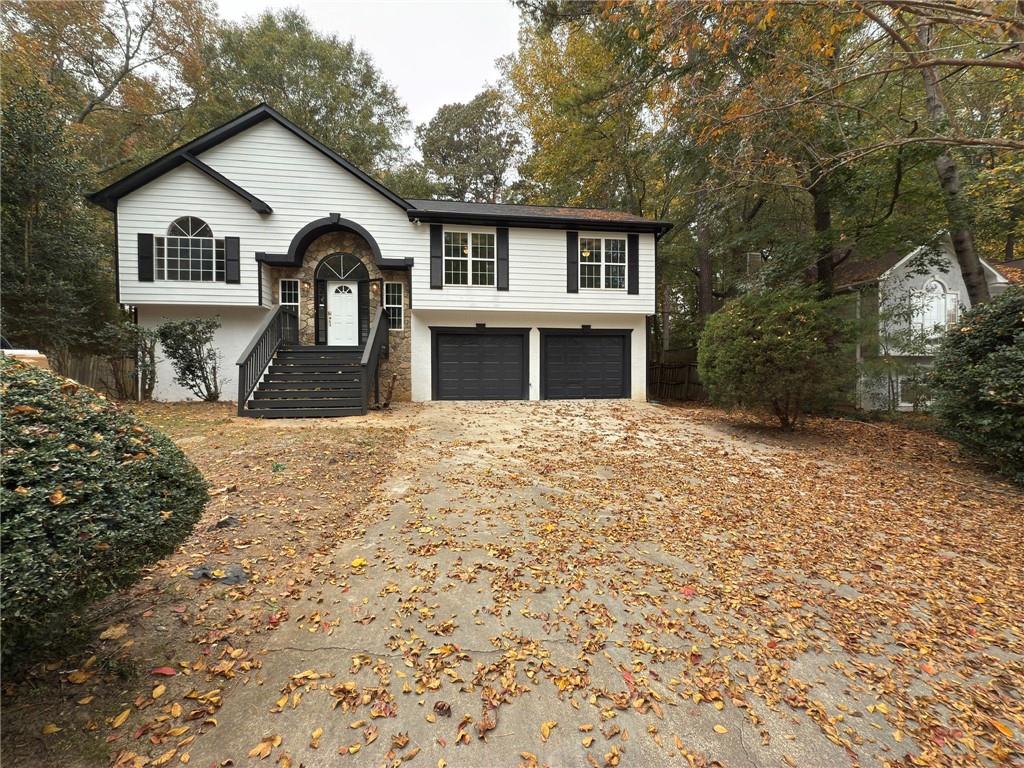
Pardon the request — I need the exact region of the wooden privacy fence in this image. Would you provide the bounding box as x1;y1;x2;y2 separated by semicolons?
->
59;354;137;399
648;361;706;402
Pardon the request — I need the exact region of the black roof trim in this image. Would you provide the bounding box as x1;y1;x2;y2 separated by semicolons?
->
182;153;272;214
407;209;672;235
88;103;410;212
255;252;293;266
256;250;412;270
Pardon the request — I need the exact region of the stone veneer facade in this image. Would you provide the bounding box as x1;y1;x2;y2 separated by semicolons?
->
266;231;411;402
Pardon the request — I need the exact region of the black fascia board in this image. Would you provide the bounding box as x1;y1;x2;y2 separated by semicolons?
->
255;250;413;270
407;209;673;236
181;153;272;214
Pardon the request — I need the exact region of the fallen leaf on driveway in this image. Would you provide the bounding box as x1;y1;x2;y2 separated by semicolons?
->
248;735;281;759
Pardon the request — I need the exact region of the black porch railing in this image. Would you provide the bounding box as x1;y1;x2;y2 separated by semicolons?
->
361;307;389;409
236;305;298;415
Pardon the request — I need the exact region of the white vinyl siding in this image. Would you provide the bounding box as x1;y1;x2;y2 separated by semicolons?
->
116;118;656;313
413;228;655;313
117;119;426;306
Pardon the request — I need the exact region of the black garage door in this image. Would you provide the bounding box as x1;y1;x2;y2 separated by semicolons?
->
432;329;528;400
541;331;630;399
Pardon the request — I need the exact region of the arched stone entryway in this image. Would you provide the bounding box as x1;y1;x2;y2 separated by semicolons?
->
269;230;382;346
265;218;412;401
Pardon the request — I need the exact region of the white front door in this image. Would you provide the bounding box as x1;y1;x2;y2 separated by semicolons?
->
327;281;359;346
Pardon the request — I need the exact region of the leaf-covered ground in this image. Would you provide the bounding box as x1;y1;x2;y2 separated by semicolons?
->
2;400;1021;768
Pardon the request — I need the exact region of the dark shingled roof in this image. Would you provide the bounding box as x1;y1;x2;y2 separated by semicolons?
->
993;259;1024;285
833;251;907;289
408;199;653;223
406;199;672;234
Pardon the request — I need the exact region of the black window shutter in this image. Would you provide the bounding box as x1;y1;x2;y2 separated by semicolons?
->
315;280;327;344
225;236;241;283
627;233;639;295
138;233;154;281
429;224;443;289
566;231;579;293
497;227;509;291
358;280;369;344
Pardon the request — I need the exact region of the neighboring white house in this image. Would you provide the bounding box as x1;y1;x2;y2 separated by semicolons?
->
834;237;1011;411
89;104;671;417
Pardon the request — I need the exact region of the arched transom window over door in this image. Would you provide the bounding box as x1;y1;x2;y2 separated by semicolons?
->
315;253;368;282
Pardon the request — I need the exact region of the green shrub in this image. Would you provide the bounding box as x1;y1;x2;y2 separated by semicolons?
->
157;318;222;401
0;357;207;664
931;287;1024;483
698;286;854;429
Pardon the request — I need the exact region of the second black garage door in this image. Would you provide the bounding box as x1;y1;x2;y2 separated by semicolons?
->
541;330;631;399
432;328;529;400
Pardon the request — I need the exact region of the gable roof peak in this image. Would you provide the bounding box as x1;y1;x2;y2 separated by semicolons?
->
88;103;410;212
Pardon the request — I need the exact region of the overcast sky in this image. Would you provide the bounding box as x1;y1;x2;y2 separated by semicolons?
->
215;0;523;139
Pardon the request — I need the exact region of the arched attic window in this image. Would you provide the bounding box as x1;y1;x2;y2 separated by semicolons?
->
156;217;224;281
168;216;213;238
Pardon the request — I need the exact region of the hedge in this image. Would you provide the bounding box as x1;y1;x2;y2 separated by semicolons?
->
0;357;207;663
931;286;1024;484
697;286;854;430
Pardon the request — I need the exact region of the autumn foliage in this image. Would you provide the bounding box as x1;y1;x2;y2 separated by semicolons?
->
931;287;1024;484
0;358;207;663
698;288;854;430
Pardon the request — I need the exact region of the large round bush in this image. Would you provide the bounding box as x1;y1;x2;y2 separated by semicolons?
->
1;357;207;663
931;287;1024;483
698;286;854;430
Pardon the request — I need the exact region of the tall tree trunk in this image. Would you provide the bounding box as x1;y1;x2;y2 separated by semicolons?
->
661;283;672;355
916;24;991;304
809;172;834;297
1007;231;1017;262
695;223;717;321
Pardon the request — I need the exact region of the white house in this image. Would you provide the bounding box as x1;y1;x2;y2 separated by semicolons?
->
834;237;1010;410
89;104;671;417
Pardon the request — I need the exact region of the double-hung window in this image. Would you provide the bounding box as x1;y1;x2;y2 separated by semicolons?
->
155;217;225;281
444;230;496;286
579;236;626;290
279;278;299;307
384;282;404;330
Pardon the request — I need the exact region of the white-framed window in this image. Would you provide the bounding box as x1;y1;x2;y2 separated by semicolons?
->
155;217;225;281
579;236;627;290
912;279;959;336
384;282;404;330
444;229;496;286
279;278;299;307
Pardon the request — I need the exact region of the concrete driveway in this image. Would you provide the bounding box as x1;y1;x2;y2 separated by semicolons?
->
172;400;1022;768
